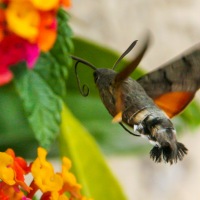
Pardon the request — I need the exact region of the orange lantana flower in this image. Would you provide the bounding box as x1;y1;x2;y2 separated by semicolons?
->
0;182;25;200
60;157;82;199
5;149;31;192
0;147;92;200
37;11;57;52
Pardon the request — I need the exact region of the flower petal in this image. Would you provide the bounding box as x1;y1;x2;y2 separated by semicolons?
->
0;34;24;67
30;0;59;11
0;182;25;200
31;147;63;193
60;0;71;8
5;0;40;42
37;11;57;52
0;34;39;85
24;41;40;68
0;152;15;185
5;148;31;192
61;157;82;199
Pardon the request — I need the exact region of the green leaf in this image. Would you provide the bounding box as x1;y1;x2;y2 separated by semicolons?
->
13;65;62;149
59;104;127;200
0;83;61;158
34;53;69;99
0;83;36;156
50;8;73;68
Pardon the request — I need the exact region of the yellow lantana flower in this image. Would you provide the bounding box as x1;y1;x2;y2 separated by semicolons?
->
31;147;63;194
5;0;40;42
61;157;82;199
30;0;59;11
0;152;15;185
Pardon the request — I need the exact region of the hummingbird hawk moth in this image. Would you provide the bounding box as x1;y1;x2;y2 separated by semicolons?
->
71;36;200;164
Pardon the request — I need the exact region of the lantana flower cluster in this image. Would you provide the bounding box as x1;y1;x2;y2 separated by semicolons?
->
0;0;71;86
0;147;91;200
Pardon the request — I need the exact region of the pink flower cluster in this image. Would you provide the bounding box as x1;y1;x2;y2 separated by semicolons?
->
0;0;71;86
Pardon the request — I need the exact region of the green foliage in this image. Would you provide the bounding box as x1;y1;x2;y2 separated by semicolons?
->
173;101;200;133
33;53;68;99
0;83;37;157
13;65;62;149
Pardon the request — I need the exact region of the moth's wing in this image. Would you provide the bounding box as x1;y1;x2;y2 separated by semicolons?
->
137;44;200;118
115;36;150;84
112;37;150;122
153;92;194;118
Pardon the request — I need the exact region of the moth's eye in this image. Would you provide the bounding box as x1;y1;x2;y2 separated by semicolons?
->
93;71;99;83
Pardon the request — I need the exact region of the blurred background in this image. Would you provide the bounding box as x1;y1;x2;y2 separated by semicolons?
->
69;1;200;200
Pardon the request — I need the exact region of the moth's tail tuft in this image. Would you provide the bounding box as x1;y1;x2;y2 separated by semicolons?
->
149;146;162;163
176;142;188;160
150;142;188;164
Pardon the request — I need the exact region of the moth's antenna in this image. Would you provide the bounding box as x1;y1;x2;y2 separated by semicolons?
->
112;40;138;70
115;34;150;84
71;55;97;97
71;55;97;70
74;62;89;96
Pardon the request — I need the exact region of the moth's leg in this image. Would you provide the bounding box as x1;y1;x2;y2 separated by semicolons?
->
119;123;140;137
